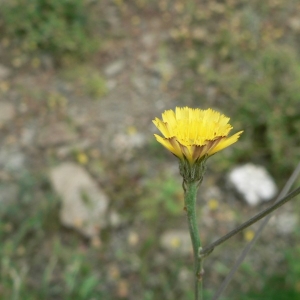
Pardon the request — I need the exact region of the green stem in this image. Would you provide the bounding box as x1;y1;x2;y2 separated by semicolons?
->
200;185;300;257
184;181;203;300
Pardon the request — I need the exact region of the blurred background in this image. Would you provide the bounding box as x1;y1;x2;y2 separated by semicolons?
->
0;0;300;299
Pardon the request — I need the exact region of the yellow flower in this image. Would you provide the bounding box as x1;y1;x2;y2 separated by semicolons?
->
153;107;243;164
76;152;89;165
244;229;255;242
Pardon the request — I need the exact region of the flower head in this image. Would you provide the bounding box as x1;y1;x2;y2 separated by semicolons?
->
153;107;243;165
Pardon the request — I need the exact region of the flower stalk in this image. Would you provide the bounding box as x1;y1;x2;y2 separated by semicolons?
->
184;180;204;300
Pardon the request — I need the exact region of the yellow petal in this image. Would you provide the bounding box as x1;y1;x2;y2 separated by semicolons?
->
208;131;243;155
154;134;183;159
179;144;193;163
169;137;185;159
162;109;177;126
152;118;171;138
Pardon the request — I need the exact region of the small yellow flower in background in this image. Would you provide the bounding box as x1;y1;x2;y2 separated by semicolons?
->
131;16;141;25
127;126;137;135
117;280;129;298
208;198;219;211
127;231;139;246
108;264;120;280
76;152;89;165
31;57;41;69
16;245;26;256
153;107;243;165
91;236;101;248
0;81;9;92
171;237;181;248
244;229;255;242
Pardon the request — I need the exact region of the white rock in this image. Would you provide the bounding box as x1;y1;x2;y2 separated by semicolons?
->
50;163;109;238
228;163;277;206
160;230;192;255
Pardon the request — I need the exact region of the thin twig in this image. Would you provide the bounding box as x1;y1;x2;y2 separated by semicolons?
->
201;185;300;256
211;163;300;300
200;184;300;257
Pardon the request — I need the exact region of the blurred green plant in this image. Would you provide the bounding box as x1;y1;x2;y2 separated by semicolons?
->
84;73;108;98
212;45;300;177
139;174;183;221
0;173;108;300
239;246;300;300
60;65;108;98
0;0;100;63
171;0;300;180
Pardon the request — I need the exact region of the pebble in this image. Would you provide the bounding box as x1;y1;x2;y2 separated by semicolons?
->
50;163;110;238
228;163;278;206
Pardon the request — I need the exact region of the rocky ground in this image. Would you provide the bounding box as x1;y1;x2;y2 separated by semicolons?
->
1;1;300;299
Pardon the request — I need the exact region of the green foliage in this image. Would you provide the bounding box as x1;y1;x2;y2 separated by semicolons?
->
226;246;300;300
139;174;183;221
210;45;300;176
241;277;300;300
285;246;300;293
0;173;107;300
173;0;300;179
1;0;99;62
84;73;108;98
60;65;108;98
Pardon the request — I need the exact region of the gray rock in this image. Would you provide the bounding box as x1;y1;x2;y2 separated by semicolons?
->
289;17;300;32
112;132;146;160
112;132;146;150
49;163;109;238
20;125;37;147
37;122;77;147
141;33;156;48
0;183;18;205
228;163;278;206
0;102;15;125
132;76;147;93
40;54;54;70
104;60;125;77
153;59;175;81
138;52;152;65
106;79;117;91
0;147;26;174
160;230;192;255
